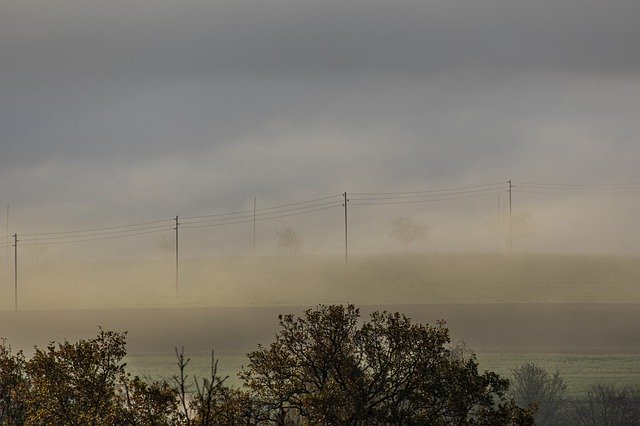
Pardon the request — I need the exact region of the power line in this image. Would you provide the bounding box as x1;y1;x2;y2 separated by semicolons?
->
351;182;506;197
514;181;640;188
19;223;172;243
180;200;340;225
182;194;341;220
21;218;172;238
350;186;506;202
19;228;170;246
513;182;640;193
514;189;640;195
350;191;505;206
180;204;341;230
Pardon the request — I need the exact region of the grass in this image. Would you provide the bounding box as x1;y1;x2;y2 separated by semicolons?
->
125;352;640;400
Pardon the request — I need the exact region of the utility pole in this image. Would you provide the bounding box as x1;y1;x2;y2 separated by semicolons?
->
253;196;256;257
5;204;9;265
497;193;501;252
174;215;179;296
508;180;513;255
343;192;349;267
13;233;17;312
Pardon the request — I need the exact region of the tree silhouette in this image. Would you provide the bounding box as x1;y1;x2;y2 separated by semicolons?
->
239;304;534;424
156;233;172;259
391;217;427;252
276;226;303;255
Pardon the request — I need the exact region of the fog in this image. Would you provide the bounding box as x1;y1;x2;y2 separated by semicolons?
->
1;0;640;362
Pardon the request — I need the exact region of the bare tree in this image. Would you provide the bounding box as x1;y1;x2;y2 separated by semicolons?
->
276;226;303;256
484;209;535;250
391;217;427;253
156;233;173;259
510;362;567;425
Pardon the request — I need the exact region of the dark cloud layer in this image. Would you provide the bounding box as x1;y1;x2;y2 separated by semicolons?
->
1;0;639;254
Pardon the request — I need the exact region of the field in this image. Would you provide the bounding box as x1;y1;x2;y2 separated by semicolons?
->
1;253;639;398
125;352;640;401
2;253;640;310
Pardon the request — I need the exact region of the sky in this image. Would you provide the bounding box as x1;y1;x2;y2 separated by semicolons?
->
1;0;639;258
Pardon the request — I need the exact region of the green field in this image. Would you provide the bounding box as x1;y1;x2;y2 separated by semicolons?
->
125;352;640;401
3;253;640;310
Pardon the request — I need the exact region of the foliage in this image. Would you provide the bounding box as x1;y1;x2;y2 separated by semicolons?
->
240;304;534;424
276;226;303;255
24;329;129;424
0;339;27;425
574;383;640;425
510;362;567;425
1;330;180;425
390;217;427;252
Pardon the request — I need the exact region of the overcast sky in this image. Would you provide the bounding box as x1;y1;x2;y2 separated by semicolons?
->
1;0;639;256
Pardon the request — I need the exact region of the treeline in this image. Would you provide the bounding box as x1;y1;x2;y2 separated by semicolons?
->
0;305;637;425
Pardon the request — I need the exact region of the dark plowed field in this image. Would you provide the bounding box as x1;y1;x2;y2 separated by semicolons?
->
2;303;639;355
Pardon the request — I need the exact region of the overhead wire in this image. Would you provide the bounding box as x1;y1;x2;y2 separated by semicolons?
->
351;182;506;197
350;191;505;206
181;200;341;226
21;218;173;238
182;194;341;220
19;223;174;244
19;228;171;246
181;204;341;230
351;186;507;202
6;181;640;246
513;181;640;195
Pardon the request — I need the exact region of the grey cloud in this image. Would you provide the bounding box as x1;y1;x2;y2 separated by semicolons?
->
1;0;639;82
1;0;640;254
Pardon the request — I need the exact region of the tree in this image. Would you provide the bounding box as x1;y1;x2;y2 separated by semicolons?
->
574;383;640;425
156;233;173;259
26;243;47;263
24;329;129;424
276;226;303;256
510;362;567;425
239;304;534;424
485;209;535;251
0;339;27;425
391;217;427;252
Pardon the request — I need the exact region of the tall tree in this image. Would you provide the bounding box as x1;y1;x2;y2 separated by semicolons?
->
391;217;427;252
240;304;534;424
276;226;303;256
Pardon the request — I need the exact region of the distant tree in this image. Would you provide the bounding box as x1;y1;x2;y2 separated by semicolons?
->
391;216;427;252
276;226;303;255
574;383;640;425
239;304;534;424
511;362;567;425
485;209;535;250
26;243;47;263
156;233;173;259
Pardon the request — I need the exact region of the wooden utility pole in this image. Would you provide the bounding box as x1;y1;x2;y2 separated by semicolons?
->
343;192;349;267
5;204;9;265
13;233;17;311
253;196;256;257
497;193;501;252
508;180;513;254
174;215;179;296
